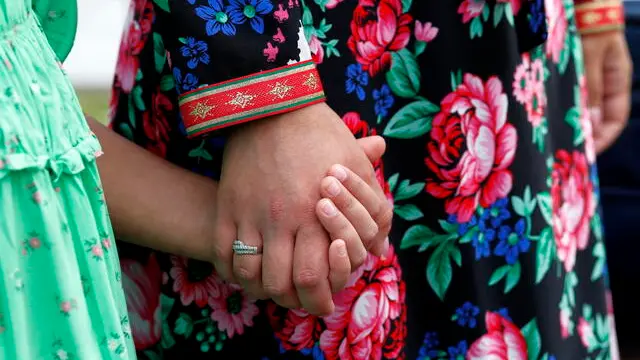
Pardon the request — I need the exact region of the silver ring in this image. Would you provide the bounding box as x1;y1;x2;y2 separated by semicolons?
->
232;240;262;255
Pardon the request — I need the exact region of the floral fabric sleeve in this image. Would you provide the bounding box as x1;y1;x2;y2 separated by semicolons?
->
165;0;326;137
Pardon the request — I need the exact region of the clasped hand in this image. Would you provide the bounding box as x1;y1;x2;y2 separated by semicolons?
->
211;104;393;315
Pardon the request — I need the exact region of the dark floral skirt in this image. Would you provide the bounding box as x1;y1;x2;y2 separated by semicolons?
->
109;0;618;359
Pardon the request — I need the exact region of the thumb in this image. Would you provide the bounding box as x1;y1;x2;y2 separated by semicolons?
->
356;135;386;164
583;37;605;127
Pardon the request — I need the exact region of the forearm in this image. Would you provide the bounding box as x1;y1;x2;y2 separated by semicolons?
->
88;117;217;261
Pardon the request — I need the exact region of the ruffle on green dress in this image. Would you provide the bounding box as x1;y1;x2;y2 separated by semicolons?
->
0;1;135;358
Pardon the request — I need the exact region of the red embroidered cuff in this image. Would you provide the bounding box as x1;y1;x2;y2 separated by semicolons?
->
178;60;326;138
575;0;625;35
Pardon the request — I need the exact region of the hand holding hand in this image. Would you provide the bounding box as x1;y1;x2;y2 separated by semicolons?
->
212;104;392;315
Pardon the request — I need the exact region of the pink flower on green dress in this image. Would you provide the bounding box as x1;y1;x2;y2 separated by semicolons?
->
208;282;259;338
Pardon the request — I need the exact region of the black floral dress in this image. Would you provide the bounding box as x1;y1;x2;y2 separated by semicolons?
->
108;0;619;359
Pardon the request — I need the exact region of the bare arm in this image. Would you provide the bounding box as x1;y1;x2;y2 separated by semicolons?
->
88;117;218;261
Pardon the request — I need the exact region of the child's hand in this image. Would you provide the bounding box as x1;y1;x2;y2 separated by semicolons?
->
315;136;392;293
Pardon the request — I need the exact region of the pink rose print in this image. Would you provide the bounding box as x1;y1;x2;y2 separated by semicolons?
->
32;191;42;204
91;245;104;258
60;300;73;314
268;245;406;359
414;21;439;42
29;237;41;249
116;0;154;93
560;308;571;338
143;88;173;157
578;76;596;164
512;53;546;127
169;256;220;307
577;317;594;348
545;0;567;63
267;306;323;351
319;246;405;360
325;0;345;9
458;0;486;23
208;282;259;338
551;150;596;272
309;34;325;64
102;238;112;249
348;0;412;76
121;254;162;350
425;74;517;222
467;312;528;360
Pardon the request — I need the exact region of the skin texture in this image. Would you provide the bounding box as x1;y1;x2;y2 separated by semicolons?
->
582;30;632;154
213;103;393;315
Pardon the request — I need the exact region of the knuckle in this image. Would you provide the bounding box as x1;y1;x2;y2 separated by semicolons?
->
234;265;259;283
351;250;367;271
293;269;321;289
361;223;380;245
262;279;291;298
378;204;394;231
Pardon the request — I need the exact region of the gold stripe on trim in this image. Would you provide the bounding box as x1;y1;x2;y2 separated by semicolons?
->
187;92;325;133
179;63;317;105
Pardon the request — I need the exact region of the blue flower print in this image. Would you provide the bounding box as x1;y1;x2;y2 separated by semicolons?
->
494;218;531;265
447;340;468;360
453;302;480;328
173;67;199;94
528;0;546;34
195;0;236;36
299;343;325;360
417;332;440;360
496;307;512;321
373;85;394;118
180;38;210;69
227;0;274;34
346;64;368;101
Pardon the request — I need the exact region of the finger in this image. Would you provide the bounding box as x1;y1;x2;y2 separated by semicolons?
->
262;228;300;309
329;165;393;257
211;210;237;283
355;135;386;163
328;239;350;293
293;224;334;316
316;198;367;270
232;225;267;299
320;177;378;256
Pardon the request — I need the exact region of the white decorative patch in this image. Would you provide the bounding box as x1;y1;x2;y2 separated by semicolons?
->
287;22;312;65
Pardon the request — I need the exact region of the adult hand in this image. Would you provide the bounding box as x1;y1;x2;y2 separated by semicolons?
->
212;103;392;315
582;30;632;154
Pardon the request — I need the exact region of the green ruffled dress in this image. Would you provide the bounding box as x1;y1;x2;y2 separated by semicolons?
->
0;1;135;358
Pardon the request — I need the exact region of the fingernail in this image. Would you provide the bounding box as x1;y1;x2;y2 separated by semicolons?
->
326;178;341;197
321;199;337;217
381;237;390;260
332;165;348;182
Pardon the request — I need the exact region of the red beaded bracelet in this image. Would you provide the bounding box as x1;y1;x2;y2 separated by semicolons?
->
574;0;625;35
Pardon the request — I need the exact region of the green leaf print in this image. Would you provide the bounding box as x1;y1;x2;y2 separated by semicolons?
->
386;49;421;98
493;3;505;27
426;242;454;301
313;0;329;11
414;41;426;56
174;313;194;338
154;33;167;74
536;191;553;225
388;173;400;193
394;204;424;221
470;17;483;39
153;0;169;12
488;264;510;285
400;224;437;251
591;212;604;242
401;0;412;12
160;75;175;92
393;178;425;201
535;227;555;284
505;262;521;293
450;70;463;90
557;34;572;74
591;242;606;281
504;3;515;25
511;186;537;217
132;85;146;111
521;319;542;360
383;100;439;138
